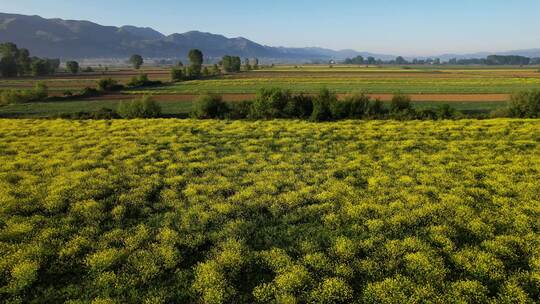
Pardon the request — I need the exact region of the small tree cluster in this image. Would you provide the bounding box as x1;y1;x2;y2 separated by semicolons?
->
191;94;230;119
0;82;48;105
66;61;79;74
506;89;540;118
117;96;162;118
344;56;365;64
97;78;124;92
0;43;59;77
170;49;222;82
221;56;241;73
129;54;144;70
31;59;60;76
127;74;162;88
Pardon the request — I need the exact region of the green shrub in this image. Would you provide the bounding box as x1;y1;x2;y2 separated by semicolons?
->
490;107;510;118
80;87;101;98
507;89;540;118
191;94;229;119
311;88;337;121
346;92;372;118
127;74;162;88
226;100;253;119
329;97;351;120
283;94;313;119
92;108;119;119
117;96;162;118
250;88;291;119
332;93;378;120
97;78;124;92
0;82;48;105
437;104;457;119
171;68;184;82
185;65;202;79
389;93;417;119
417;108;438;120
390;93;413;113
33;82;48;100
366;98;386;117
202;67;210;77
1;90;27;105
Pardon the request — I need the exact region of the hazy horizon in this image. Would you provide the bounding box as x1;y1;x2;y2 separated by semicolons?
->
2;0;540;57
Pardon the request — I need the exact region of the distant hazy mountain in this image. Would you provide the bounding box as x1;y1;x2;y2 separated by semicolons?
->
118;25;165;40
1;13;538;62
0;12;373;61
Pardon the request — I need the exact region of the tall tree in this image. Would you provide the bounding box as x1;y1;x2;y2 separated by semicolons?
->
212;64;221;75
0;42;20;77
244;58;251;71
31;59;51;76
188;49;203;66
129;54;144;69
253;58;259;70
222;55;241;73
188;49;203;77
0;56;18;77
344;56;364;64
66;61;79;74
17;49;32;75
232;56;241;72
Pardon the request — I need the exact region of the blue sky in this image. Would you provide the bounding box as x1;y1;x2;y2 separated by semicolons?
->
2;0;540;56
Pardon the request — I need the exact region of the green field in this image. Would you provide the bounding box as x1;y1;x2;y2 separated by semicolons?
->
0;119;539;303
0;65;538;117
0;99;506;118
0;99;193;118
132;66;540;95
1;66;539;95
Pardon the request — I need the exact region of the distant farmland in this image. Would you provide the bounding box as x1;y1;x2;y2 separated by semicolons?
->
1;65;539;118
135;66;540;95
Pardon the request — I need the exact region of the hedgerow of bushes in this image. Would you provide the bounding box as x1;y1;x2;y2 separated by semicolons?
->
0;82;48;105
117;96;162;118
191;88;540;121
191;88;463;121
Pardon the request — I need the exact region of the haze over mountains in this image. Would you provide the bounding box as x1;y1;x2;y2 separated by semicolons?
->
1;12;539;62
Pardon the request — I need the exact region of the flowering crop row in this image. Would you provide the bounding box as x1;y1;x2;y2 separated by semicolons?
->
0;119;539;303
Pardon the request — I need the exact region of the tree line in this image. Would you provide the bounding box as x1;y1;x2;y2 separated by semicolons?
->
344;54;540;65
169;49;259;81
192;88;540;121
0;43;60;77
191;89;458;121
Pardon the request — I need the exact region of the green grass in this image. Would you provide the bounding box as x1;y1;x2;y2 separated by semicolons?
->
0;100;193;118
2;66;539;95
0;66;527;117
0;99;504;118
413;101;506;112
133;75;540;95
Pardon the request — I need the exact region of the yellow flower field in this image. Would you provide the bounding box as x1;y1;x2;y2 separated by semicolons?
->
0;119;539;303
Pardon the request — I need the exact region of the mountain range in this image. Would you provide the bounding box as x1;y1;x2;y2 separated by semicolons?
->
1;12;539;62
